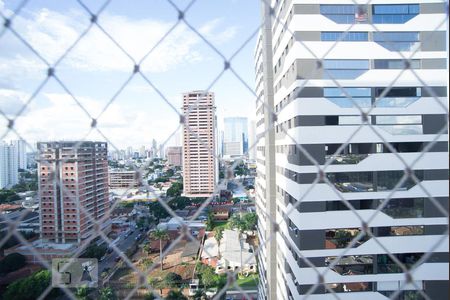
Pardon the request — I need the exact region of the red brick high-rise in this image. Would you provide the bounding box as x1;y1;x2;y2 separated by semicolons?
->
38;141;110;244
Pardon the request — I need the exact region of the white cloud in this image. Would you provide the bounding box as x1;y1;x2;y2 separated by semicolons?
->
0;5;239;147
0;8;237;75
0;88;27;117
199;18;238;45
12;92;180;148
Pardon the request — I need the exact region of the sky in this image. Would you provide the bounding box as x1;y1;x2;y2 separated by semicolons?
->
0;0;261;152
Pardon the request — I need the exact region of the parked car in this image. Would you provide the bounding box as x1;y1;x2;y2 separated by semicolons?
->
114;256;121;262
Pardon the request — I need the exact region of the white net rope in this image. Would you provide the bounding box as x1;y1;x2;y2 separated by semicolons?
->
0;0;448;299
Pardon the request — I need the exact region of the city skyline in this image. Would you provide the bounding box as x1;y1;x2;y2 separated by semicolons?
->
0;1;447;299
0;0;259;149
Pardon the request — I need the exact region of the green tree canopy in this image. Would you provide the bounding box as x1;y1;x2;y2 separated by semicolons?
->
164;272;182;287
3;270;57;300
165;290;187;300
166;182;183;197
80;243;107;260
99;287;117;300
168;196;190;210
0;252;27;274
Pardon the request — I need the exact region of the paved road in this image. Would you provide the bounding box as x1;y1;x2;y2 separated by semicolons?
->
98;227;142;274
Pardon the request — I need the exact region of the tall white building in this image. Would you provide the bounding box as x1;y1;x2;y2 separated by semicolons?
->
182;91;217;198
0;141;19;188
223;117;248;157
247;119;257;160
14;139;27;170
255;1;448;299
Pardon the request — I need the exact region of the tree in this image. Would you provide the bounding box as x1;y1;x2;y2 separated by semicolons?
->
144;292;157;300
193;289;207;300
228;214;244;231
3;270;57;300
99;287;117;300
228;213;257;232
150;229;169;270
140;257;153;270
136;217;146;228
81;243;107;260
143;243;152;255
0;252;26;274
205;211;215;231
166;182;183;197
168;196;190;210
165;169;175;177
164;272;182;287
196;264;227;289
165;290;187;300
148;201;169;220
200;265;216;288
75;285;91;300
242;212;257;231
0;189;20;204
214;227;223;244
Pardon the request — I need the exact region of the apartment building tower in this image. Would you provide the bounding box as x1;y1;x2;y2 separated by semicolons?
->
182;91;217;198
38;141;110;244
222;117;249;157
109;170;139;189
0;141;18;188
166;146;182;167
255;1;448;299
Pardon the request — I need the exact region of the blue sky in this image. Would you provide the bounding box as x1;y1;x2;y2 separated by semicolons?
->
0;0;260;151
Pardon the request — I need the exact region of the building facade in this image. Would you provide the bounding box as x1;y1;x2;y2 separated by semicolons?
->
38;141;110;244
166;146;182;167
255;1;448;299
223;117;249;157
0;141;19;189
14;139;27;170
109;170;139;189
182;91;217;198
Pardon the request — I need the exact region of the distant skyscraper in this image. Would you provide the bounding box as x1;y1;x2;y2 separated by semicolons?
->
166;146;182;167
255;1;448;299
223;117;248;157
126;146;133;159
37;141;110;244
247;119;257;160
14;140;27;170
182;91;217;197
0;141;18;188
152;139;158;158
139;146;146;158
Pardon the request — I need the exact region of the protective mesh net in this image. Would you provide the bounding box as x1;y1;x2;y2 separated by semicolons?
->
0;0;448;299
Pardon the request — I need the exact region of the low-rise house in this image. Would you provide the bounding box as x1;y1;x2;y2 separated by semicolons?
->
211;206;230;220
216;230;256;274
201;235;219;267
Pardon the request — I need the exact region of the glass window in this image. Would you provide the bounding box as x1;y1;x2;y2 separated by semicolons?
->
375;87;421;98
375;98;419;107
374;59;420;69
321;32;368;41
374;32;419;42
373;4;419;24
373;32;420;51
324;87;372;108
324;87;371;97
378;124;423;135
376;115;422;125
324;60;370;69
323;60;369;79
320;5;355;24
321;5;355;14
339;116;363;125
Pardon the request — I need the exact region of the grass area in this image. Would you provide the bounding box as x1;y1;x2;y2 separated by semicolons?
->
235;274;259;289
213;221;228;230
110;267;133;281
